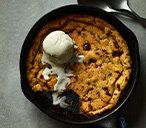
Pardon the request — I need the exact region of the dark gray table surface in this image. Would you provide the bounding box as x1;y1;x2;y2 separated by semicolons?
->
0;0;145;128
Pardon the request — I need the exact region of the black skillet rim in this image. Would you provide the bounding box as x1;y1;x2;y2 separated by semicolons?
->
20;4;140;124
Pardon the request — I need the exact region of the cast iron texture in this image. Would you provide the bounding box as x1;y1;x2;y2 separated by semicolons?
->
20;4;140;124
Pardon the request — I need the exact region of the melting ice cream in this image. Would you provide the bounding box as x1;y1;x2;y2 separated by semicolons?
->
41;30;84;107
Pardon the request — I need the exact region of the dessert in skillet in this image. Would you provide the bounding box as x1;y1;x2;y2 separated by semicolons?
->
27;14;132;116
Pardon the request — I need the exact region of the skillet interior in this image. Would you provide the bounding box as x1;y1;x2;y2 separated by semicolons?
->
20;4;140;124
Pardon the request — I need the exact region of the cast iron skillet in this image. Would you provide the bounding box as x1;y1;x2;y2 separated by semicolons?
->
20;4;140;124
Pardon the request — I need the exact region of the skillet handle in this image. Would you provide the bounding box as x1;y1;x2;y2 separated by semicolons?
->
88;117;128;128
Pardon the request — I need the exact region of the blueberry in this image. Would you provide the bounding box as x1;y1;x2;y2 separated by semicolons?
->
61;90;79;113
83;42;91;51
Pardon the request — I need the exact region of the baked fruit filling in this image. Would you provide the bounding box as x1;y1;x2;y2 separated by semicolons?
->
27;14;132;116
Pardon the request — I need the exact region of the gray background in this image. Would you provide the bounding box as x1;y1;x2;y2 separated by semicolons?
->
0;0;145;128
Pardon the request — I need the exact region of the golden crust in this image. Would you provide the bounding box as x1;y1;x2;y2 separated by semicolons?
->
26;14;132;116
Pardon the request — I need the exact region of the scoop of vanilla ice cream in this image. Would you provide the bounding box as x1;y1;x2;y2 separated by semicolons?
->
43;31;74;64
41;30;85;108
